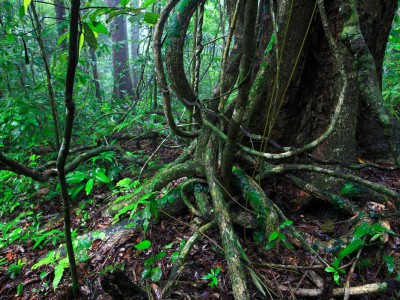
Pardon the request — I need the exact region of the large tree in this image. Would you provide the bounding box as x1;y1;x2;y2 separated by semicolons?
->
0;0;398;298
107;0;400;298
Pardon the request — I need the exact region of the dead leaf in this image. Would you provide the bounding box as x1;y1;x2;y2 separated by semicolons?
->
91;239;102;251
5;251;16;261
367;202;385;212
38;188;50;195
150;283;162;299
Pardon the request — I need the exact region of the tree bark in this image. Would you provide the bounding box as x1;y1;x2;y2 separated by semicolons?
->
108;0;134;99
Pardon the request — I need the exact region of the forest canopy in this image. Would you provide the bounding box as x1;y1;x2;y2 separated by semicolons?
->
0;0;399;299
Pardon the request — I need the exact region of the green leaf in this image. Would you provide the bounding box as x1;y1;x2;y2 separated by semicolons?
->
332;257;340;269
144;257;156;267
141;267;151;280
70;184;85;200
141;0;157;8
134;240;151;250
280;220;293;228
143;12;159;25
24;0;32;13
384;255;394;275
6;34;15;42
92;232;106;240
353;222;370;239
266;32;276;52
19;5;25;19
120;0;130;7
78;32;84;54
90;21;108;34
170;252;180;262
325;266;336;273
85;179;94;195
358;259;371;269
341;182;365;196
116;178;131;189
94;168;111;183
150;267;162;282
164;242;174;249
210;277;218;287
370;233;383;242
31;251;56;270
83;23;98;50
268;231;279;242
17;283;23;295
283;242;295;250
333;273;340;285
155;252;166;259
66;171;86;184
201;274;213;280
265;240;277;250
57;32;69;46
53;265;65;291
338;239;364;261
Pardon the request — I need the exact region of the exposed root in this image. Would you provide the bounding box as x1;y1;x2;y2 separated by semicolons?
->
205;138;250;299
233;167;279;238
104;160;205;217
162;219;216;298
287;174;361;215
279;281;397;297
180;178;208;216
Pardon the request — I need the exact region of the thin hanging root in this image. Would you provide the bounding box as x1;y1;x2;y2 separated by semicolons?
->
279;280;399;297
162;219;216;298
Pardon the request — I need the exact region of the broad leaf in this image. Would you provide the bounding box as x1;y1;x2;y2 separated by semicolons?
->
338;239;364;261
94;168;111;183
143;12;159;25
85;179;94;195
120;0;130;7
384;255;394;274
66;171;86;184
268;231;279;242
141;0;157;8
90;21;108;34
135;240;151;250
150;267;162;282
23;0;32;13
53;265;65;291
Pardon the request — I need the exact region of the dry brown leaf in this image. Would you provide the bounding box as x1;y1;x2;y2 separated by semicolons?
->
150;283;162;299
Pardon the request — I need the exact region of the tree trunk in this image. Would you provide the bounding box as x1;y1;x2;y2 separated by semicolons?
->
108;0;134;99
245;0;399;166
54;0;67;50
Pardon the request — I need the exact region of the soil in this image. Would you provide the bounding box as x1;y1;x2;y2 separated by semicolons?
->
0;142;399;299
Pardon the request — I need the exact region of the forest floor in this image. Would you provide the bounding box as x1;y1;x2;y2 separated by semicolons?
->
0;140;399;300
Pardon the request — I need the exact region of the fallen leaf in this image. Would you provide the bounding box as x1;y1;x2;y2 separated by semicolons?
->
151;283;162;299
5;251;16;261
91;239;102;251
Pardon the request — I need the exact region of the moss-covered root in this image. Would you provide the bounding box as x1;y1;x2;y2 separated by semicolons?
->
104;161;205;217
162;219;216;298
287;174;361;216
180;178;208;216
232;167;279;238
205;138;250;300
